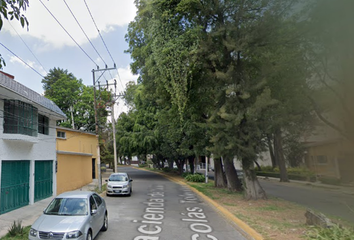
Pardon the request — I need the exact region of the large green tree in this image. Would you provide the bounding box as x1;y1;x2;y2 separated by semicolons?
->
125;0;317;200
42;68;110;132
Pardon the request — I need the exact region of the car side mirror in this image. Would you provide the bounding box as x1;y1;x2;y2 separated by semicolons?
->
130;179;133;182
91;209;97;215
105;179;108;182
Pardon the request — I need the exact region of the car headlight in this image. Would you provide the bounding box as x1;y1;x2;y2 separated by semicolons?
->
66;230;82;239
108;184;112;188
123;185;128;188
29;228;37;237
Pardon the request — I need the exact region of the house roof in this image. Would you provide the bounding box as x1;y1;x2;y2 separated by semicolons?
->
0;71;66;120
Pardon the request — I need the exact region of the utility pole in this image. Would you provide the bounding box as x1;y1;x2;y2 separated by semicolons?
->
92;65;116;191
111;100;117;173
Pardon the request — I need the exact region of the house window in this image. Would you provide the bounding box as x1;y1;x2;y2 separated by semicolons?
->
317;155;328;165
38;114;49;135
3;100;38;137
57;131;66;139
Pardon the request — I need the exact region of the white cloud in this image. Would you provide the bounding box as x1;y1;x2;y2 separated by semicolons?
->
9;55;47;76
3;0;137;49
117;65;138;86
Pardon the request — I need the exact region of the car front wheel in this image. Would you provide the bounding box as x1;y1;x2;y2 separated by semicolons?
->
86;231;92;240
101;213;108;231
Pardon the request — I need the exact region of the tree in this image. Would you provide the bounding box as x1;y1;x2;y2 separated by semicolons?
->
304;0;354;142
125;0;316;200
42;68;109;131
0;0;29;68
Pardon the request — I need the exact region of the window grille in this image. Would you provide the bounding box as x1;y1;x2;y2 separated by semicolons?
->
57;131;66;139
3;100;38;137
38;114;49;135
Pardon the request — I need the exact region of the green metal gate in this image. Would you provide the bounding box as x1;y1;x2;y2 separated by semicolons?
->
34;161;53;202
0;161;30;214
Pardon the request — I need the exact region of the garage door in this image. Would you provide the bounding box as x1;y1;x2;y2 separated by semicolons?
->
34;160;53;202
0;160;30;214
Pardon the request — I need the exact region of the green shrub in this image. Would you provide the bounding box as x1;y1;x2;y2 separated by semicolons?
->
8;221;24;237
182;172;191;178
162;167;171;172
256;171;280;178
185;173;205;182
259;166;275;172
306;224;354;240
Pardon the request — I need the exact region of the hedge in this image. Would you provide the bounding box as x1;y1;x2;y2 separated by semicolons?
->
256;171;316;182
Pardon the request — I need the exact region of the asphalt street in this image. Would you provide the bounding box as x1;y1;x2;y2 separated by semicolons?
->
258;178;354;223
96;167;248;240
201;170;354;223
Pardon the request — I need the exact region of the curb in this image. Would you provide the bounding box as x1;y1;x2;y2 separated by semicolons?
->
136;167;264;240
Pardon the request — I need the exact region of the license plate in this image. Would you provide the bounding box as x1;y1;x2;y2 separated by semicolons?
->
114;190;121;193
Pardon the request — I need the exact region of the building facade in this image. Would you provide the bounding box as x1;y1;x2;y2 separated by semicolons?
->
56;127;98;194
0;71;66;214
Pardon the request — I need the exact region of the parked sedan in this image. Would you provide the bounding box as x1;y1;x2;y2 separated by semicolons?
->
106;172;133;196
29;191;108;240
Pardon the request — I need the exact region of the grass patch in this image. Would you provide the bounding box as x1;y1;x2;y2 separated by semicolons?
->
1;224;30;240
257;204;286;211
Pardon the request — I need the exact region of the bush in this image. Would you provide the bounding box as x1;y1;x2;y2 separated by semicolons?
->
185;173;205;182
8;221;24;237
162;167;172;172
260;166;276;172
306;224;354;240
256;166;316;182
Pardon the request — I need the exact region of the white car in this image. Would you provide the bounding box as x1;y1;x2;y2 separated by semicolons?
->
106;172;133;196
29;191;108;240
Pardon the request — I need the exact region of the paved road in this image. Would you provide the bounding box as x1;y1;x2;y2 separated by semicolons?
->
200;170;354;223
96;167;247;240
258;178;354;223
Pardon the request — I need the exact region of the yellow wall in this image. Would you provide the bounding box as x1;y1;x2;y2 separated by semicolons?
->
56;128;98;194
56;129;97;156
56;154;93;194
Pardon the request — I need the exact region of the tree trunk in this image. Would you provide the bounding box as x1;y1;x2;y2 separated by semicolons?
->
242;157;267;200
175;159;185;175
267;134;277;168
274;127;289;182
214;157;227;188
188;156;195;174
223;156;243;191
254;160;261;171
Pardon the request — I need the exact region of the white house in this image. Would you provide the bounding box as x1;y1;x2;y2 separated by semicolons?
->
0;71;66;214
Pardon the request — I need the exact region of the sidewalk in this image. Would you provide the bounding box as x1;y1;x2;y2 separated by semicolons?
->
0;174;110;239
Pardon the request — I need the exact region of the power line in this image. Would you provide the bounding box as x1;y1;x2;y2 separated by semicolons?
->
7;20;48;75
83;0;115;66
38;0;99;68
83;0;121;83
62;0;108;67
0;43;45;78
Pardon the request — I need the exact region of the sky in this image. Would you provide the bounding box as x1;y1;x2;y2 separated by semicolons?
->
0;0;138;117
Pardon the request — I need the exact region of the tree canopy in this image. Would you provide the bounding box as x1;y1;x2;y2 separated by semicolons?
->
118;0;352;199
42;68;110;132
